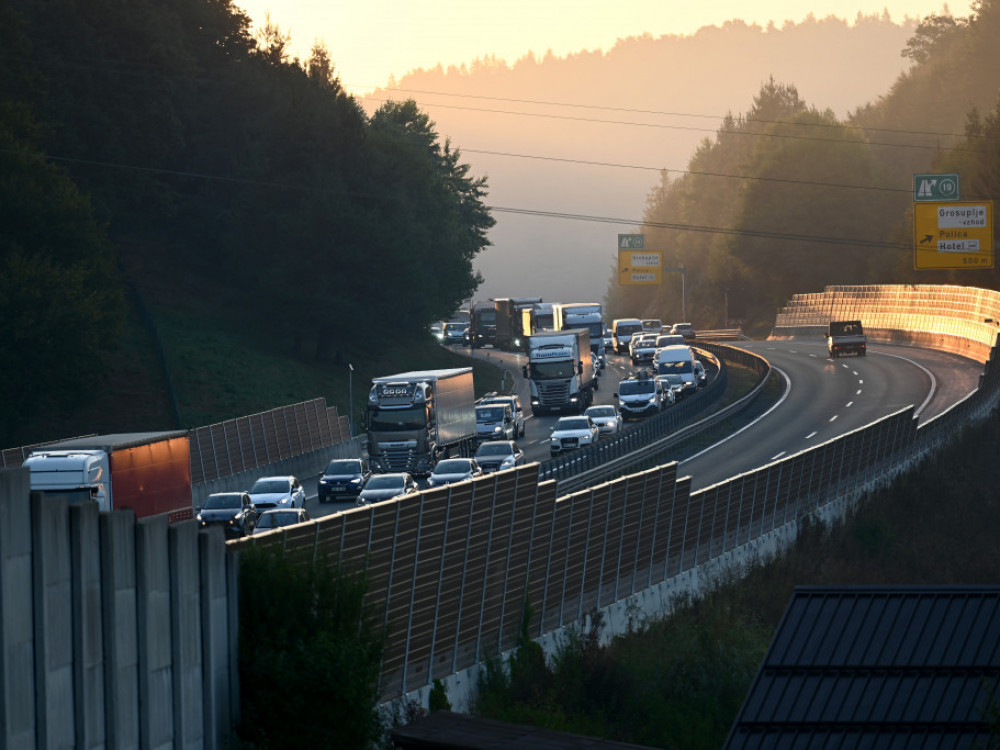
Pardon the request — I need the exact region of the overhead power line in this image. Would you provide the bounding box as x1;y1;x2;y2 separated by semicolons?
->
357;85;976;141
362;95;970;154
489;205;913;250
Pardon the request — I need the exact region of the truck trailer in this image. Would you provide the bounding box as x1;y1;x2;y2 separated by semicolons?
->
23;431;193;520
367;368;477;475
521;329;596;415
493;297;542;352
553;302;606;368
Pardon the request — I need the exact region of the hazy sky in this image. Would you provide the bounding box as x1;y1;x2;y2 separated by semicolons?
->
236;0;971;95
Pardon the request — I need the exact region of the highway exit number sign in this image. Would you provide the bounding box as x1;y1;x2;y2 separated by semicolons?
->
914;173;960;202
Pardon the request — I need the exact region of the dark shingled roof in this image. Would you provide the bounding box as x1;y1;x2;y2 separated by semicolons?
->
724;586;1000;749
390;711;661;750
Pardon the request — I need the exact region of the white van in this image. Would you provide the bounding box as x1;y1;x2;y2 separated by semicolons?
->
611;318;643;355
654;345;698;396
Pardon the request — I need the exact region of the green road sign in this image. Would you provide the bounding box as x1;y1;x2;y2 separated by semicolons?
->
914;173;960;202
618;233;645;250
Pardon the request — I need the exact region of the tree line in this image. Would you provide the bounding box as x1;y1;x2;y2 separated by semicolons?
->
606;1;1000;329
0;0;493;442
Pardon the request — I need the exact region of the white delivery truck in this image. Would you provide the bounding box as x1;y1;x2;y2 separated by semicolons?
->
522;329;596;415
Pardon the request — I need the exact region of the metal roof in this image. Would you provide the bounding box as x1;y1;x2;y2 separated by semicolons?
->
725;586;1000;749
390;711;661;750
39;431;189;451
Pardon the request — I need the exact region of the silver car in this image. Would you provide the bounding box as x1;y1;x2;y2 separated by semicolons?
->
584;405;623;436
248;475;306;509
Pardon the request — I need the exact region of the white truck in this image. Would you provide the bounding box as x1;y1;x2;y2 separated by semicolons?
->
521;329;597;415
22;431;193;519
553;302;606;368
366;368;476;475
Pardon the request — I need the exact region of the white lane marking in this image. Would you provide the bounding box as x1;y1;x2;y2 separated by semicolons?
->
866;349;937;418
846;401;853;407
805;431;817;439
859;379;864;384
829;415;838;422
857;389;862;395
682;365;792;463
771;451;786;460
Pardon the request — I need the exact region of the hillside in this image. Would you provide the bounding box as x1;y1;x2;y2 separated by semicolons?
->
363;15;922;304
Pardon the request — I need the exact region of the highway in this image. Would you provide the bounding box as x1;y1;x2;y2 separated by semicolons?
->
301;338;984;518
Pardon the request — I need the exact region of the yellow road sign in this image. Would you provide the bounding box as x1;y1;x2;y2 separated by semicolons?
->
618;250;662;285
914;201;994;269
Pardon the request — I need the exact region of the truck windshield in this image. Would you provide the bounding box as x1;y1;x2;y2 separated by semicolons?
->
370;406;428;431
531;360;577;379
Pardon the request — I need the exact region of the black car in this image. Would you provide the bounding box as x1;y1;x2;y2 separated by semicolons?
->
474;440;526;473
318;458;372;503
196;491;258;537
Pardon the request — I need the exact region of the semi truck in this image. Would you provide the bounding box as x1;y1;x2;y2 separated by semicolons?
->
554;303;606;368
521;329;597;415
466;300;497;348
367;368;477;475
828;320;867;357
493;297;543;352
23;431;193;520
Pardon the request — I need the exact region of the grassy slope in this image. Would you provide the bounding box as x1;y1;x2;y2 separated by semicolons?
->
15;250;504;445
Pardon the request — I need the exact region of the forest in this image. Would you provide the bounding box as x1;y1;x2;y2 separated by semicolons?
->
605;1;1000;330
0;0;493;444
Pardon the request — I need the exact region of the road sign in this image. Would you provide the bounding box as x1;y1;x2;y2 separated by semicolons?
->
913;201;994;269
618;250;662;285
914;173;960;202
618;233;645;250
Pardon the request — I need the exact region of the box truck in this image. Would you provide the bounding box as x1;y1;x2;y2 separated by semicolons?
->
23;431;193;520
367;368;476;475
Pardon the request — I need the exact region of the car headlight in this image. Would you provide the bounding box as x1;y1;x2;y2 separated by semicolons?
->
348;478;361;486
427;478;437;487
550;437;559;445
493;426;502;434
501;456;515;467
196;514;203;523
279;497;290;505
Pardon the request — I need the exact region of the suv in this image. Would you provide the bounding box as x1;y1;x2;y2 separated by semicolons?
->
474;440;525;473
317;458;371;503
670;322;696;341
478;393;526;438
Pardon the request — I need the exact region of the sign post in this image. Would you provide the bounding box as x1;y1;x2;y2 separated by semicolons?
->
913;201;994;269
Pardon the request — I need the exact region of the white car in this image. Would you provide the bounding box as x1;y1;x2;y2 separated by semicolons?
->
247;475;306;509
654;374;684;403
550;415;600;456
584;405;623;436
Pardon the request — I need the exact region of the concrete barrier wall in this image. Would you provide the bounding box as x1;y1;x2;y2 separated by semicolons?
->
0;469;238;750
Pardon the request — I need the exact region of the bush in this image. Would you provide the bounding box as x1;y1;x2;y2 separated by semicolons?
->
237;546;385;749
